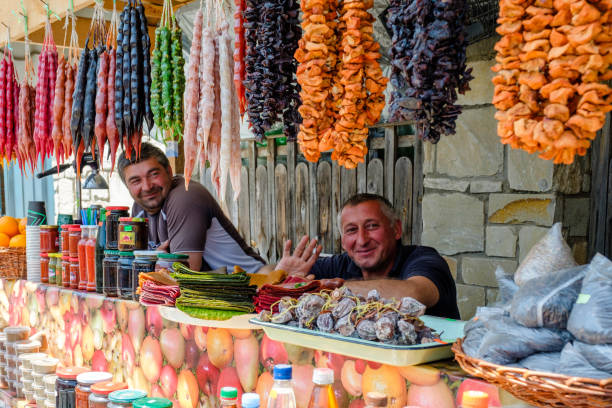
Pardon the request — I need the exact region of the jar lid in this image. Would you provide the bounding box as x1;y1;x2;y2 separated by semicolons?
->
157;253;189;260
61;224;77;230
68;225;81;231
62;256;70;261
134;250;161;257
133;397;173;408
56;367;90;380
106;207;130;212
220;387;238;399
90;381;128;395
104;250;121;256
108;389;148;403
48;253;62;258
118;251;135;257
76;371;113;385
40;225;59;230
69;257;79;262
41;253;49;259
119;217;147;223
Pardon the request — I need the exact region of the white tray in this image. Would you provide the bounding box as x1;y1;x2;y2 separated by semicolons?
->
159;306;260;329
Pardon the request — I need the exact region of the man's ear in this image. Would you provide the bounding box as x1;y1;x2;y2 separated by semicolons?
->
394;219;402;240
166;165;173;178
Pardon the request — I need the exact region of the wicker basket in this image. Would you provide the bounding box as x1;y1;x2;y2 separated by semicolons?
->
0;247;26;280
453;338;612;408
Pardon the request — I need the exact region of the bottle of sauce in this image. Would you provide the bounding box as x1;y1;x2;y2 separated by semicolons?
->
78;226;88;290
242;393;260;408
86;226;98;292
267;365;296;408
220;387;238;407
364;392;387;408
308;368;337;408
460;391;489;408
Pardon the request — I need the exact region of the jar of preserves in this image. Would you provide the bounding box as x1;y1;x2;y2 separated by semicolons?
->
118;252;135;300
88;381;128;408
40;226;60;253
62;256;71;288
41;253;50;284
61;225;74;257
105;207;129;250
86;226;99;292
118;218;148;251
69;257;80;289
155;253;189;273
107;390;147;408
102;251;120;297
56;367;90;408
132;251;159;301
75;372;113;408
49;253;62;285
78;227;89;291
68;226;81;259
95;225;105;294
132;398;172;408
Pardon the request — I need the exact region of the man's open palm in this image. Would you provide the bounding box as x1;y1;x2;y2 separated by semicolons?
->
275;236;322;277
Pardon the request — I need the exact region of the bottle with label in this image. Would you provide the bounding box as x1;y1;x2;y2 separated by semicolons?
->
308;368;337;408
460;390;489;408
267;365;296;408
242;393;260;408
364;392;387;408
220;387;238;407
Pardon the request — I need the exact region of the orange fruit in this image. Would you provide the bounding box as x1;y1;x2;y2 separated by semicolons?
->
9;234;26;247
0;216;19;237
18;218;26;235
0;233;9;247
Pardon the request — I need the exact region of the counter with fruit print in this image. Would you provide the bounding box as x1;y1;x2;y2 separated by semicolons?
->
0;279;511;408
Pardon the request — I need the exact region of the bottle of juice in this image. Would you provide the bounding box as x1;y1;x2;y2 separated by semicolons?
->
220;387;238;407
86;226;98;292
308;368;337;408
267;364;296;408
242;393;260;408
78;225;89;290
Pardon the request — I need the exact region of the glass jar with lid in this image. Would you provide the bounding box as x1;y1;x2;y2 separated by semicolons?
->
56;367;90;408
118;218;148;251
61;225;75;257
68;226;81;259
105;207;129;250
69;257;80;290
62;256;70;288
155;253;189;273
88;381;128;408
132;251;159;301
78;227;89;291
49;253;62;285
41;253;50;284
118;252;135;300
85;226;99;292
75;371;113;408
108;390;147;408
132;398;172;408
102;251;120;297
40;225;60;253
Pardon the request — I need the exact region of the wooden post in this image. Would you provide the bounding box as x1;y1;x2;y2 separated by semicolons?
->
384;127;398;203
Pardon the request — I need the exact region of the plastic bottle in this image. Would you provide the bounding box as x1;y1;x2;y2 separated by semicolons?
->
308;368;337;408
364;392;387;408
220;387;238;407
242;393;260;408
460;390;489;408
267;364;296;408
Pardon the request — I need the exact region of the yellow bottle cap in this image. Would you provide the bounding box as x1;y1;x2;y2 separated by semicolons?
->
461;390;489;408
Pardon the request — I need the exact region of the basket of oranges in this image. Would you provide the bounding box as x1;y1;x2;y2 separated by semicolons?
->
0;216;27;279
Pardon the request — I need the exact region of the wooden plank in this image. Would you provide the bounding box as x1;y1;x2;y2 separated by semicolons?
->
309;162;318;242
589;114;611;258
267;142;277;262
357;160;367;193
366;158;384;196
317;162;332;253
341;167;357;206
384;127;398;203
370;134;416;150
331;160;341;252
248;141;257;250
237;167;250;245
412;139;424;245
255;165;270;261
394;157;413;245
295;162;309;239
287;142;297;244
275;164;289;258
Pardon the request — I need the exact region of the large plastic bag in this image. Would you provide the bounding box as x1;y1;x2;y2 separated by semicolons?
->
514;223;577;286
573;341;612;374
567;253;612;344
492;267;518;310
477;317;572;365
519;352;561;372
559;343;611;379
510;265;586;329
462;307;506;357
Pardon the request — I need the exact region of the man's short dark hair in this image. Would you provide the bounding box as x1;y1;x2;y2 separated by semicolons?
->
117;142;171;183
337;193;399;231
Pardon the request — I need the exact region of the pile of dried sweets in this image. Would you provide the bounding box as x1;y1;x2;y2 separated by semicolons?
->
258;287;440;345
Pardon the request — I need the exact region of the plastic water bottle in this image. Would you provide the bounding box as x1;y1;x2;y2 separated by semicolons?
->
242;393;261;408
267;364;296;408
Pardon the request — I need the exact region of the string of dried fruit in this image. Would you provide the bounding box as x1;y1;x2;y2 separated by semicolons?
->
34;16;58;163
51;53;66;170
243;0;265;139
295;0;339;162
278;0;301;141
387;0;472;143
171;23;185;138
234;0;247;117
17;22;37;172
493;0;612;164
0;48;20;164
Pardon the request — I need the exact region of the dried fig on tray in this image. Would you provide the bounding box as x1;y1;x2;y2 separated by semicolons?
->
317;312;335;333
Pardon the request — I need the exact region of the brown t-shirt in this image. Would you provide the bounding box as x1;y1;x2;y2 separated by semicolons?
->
132;176;265;273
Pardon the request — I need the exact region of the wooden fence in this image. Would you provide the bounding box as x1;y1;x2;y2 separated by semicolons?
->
200;127;423;263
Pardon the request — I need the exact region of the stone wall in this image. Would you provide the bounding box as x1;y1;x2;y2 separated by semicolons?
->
420;39;592;319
